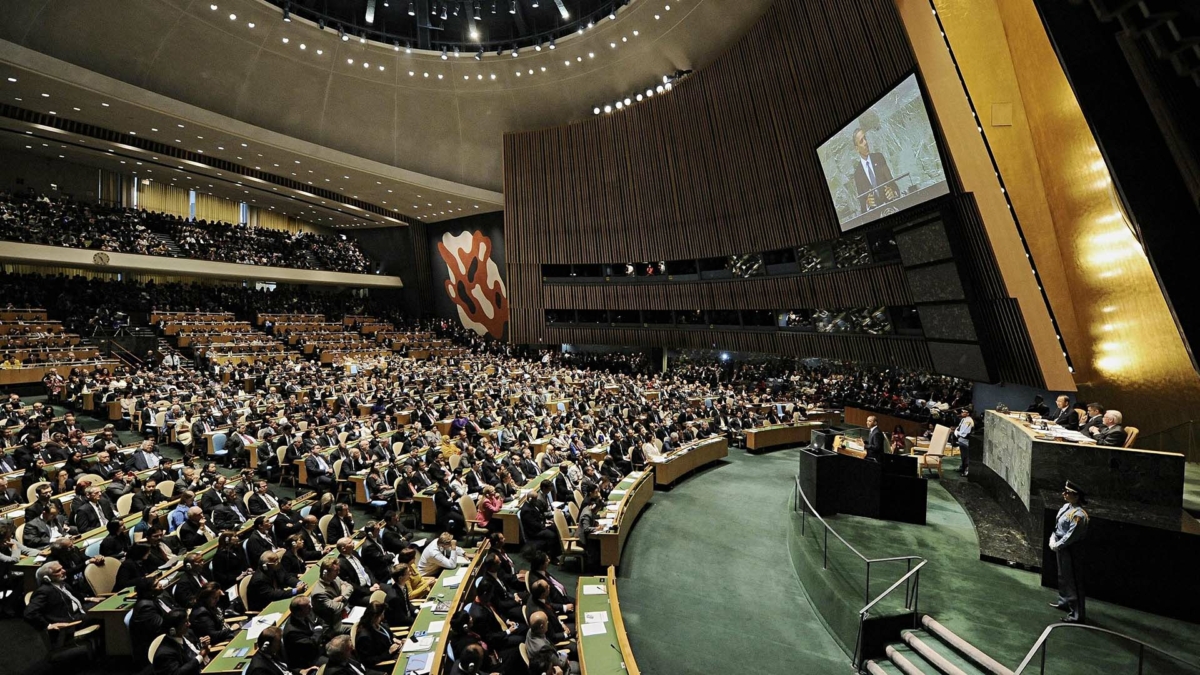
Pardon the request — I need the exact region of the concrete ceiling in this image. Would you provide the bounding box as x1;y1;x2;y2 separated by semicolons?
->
0;0;773;199
0;57;501;226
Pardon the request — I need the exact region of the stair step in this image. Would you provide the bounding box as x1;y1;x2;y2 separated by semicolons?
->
920;617;1014;675
902;632;988;675
883;644;929;675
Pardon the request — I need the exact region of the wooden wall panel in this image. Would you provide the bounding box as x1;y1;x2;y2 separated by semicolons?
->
541;264;911;311
505;0;939;358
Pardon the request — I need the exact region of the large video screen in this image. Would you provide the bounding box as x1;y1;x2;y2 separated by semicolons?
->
817;73;949;232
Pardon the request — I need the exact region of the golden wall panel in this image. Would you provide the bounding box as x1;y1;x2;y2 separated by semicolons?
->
909;0;1200;445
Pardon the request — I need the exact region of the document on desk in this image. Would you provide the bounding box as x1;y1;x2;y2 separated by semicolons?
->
580;622;607;637
405;652;433;674
426;620;445;634
246;613;283;640
442;571;466;588
411;538;427;549
402;635;436;653
629;471;645;478
584;611;609;623
609;489;626;497
582;584;607;595
342;606;366;624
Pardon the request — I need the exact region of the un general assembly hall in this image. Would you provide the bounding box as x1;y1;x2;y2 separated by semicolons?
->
1;0;1200;673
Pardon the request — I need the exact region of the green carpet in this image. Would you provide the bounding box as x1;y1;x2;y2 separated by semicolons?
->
615;448;849;675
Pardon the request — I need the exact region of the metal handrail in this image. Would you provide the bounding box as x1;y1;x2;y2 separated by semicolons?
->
1014;623;1200;674
794;475;927;671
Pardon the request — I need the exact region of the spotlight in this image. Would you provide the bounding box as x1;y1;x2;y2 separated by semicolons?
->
509;0;516;13
535;41;543;51
511;45;519;57
393;40;401;50
406;42;412;53
491;1;497;13
532;0;539;6
440;46;448;60
609;11;615;19
656;85;664;93
623;97;631;105
645;88;653;97
470;26;480;40
453;2;460;15
473;1;481;19
318;18;326;30
440;3;448;19
636;93;642;101
475;49;483;60
408;0;415;15
548;39;556;49
604;104;612;113
339;25;347;40
283;2;291;21
615;101;624;109
594;107;600;114
454;46;461;57
497;46;505;56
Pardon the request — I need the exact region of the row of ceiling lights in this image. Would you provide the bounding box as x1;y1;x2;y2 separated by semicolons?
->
209;1;673;74
591;70;686;115
4;76;482;224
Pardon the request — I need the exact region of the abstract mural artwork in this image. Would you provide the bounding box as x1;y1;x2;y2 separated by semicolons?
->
437;230;509;338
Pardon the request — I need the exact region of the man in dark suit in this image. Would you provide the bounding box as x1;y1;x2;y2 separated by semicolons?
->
865;415;887;461
335;537;394;605
23;561;95;645
282;596;326;670
245;517;280;569
151;609;209;675
73;486;116;532
298;515;327;561
323;634;381;675
1091;410;1129;447
211;486;251;531
1051;395;1079;430
245;551;306;612
131;440;164;471
0;476;20;507
851;128;897;214
131;480;164;514
247;480;281;516
305;445;335;493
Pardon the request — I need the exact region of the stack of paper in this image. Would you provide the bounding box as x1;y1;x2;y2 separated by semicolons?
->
342;606;366;624
609;489;627;497
443;571;466;588
402;635;436;653
580;623;607;637
426;620;445;633
584;611;609;624
582;585;607;596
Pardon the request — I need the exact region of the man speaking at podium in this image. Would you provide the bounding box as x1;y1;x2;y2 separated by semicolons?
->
852;128;898;214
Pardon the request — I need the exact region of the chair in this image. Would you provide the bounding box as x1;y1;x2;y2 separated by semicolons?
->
534;453;546;469
74;474;103;488
448;454;462;472
567;502;579;523
154;411;168;441
458;495;484;536
243;491;255;511
175;422;192;451
916;425;951;479
83;557;121;596
210;432;229;461
1124;426;1140;448
318;514;333;544
551;510;585;565
653;437;663;452
299;504;312;518
147;634;166;663
278;447;298;488
363;480;388;515
572;489;584;508
331;459;353;501
26;481;49;504
27;591;100;657
392;441;405;455
15;524;24;547
1075;409;1088;427
337;432;350;445
156;481;176;500
116;493;134;517
369;589;388;605
392;478;418;529
237;575;258;615
519;643;531;667
84;540;102;558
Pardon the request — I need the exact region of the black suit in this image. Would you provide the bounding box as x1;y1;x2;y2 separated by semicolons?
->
282;614;324;669
178;520;212;550
245;530;278;569
73;500;116;531
212;502;250;531
152;634;203;675
1094;424;1128;447
852;151;896;213
189;604;235;643
865;426;887;460
1052;406;1079;430
23;582;87;631
245;568;296;612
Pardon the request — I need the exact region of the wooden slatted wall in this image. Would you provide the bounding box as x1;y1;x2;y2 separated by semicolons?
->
504;0;931;357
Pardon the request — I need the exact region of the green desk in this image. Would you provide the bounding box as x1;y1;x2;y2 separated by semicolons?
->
16;513;143;593
593;471;653;568
576;569;640;675
391;544;486;674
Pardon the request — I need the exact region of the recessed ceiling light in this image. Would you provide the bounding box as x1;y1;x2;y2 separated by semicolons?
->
247;22;255;28
299;44;306;50
101;102;110;107
316;49;323;55
282;37;289;43
6;77;15;83
40;93;49;97
229;13;236;20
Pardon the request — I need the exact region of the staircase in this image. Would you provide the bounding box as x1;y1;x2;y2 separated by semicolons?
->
865;616;1013;675
149;231;183;257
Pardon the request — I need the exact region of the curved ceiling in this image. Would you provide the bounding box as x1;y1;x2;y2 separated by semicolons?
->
0;0;773;194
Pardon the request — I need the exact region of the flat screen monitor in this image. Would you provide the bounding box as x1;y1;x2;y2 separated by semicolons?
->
817;73;949;232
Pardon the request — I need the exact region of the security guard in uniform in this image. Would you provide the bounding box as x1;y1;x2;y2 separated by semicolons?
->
1049;479;1089;623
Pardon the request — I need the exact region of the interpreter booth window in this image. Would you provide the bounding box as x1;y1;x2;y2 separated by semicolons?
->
742;309;776;327
763;248;799;275
574;264;603;278
543;264;572;280
665;259;699;280
814;309;853;333
577;309;608;324
610;310;640;325
708;310;740;327
796;242;835;274
866;228;901;264
698;256;731;280
833;234;870;268
676;310;705;326
544;310;570;324
782;310;816;331
851;307;894;335
642;310;672;326
727;253;765;279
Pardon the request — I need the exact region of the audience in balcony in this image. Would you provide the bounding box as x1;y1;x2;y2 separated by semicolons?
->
0;191;373;273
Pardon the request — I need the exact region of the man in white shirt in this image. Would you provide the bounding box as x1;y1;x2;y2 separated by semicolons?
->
417;532;469;578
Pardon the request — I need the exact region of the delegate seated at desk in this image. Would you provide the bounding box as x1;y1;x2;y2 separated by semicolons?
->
1087;409;1128;447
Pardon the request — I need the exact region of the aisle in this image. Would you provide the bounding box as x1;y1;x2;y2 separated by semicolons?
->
616;447;848;675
